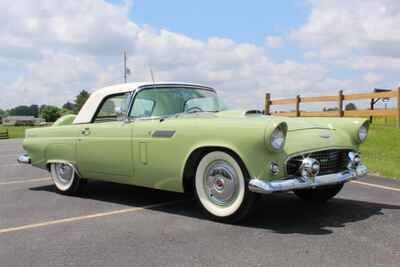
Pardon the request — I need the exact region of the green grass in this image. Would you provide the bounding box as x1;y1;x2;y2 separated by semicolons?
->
0;125;35;139
370;116;398;127
361;124;400;179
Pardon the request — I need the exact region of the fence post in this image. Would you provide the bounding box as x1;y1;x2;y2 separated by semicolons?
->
264;93;271;115
296;95;301;117
338;90;344;117
370;98;374;124
397;87;400;128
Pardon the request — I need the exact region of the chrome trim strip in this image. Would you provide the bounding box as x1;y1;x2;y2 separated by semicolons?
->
17;154;31;164
152;130;176;138
249;164;368;194
137;83;216;92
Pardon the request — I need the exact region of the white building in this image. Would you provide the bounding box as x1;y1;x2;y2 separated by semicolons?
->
2;116;44;126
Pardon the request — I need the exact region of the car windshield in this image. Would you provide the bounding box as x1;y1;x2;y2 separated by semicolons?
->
129;87;221;118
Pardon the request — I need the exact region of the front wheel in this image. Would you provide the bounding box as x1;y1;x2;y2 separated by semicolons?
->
50;162;86;195
194;151;258;223
294;183;344;203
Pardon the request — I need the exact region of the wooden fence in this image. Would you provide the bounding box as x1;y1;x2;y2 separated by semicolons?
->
265;87;400;128
0;129;9;139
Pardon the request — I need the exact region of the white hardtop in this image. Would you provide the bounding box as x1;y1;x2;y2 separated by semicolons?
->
73;81;213;124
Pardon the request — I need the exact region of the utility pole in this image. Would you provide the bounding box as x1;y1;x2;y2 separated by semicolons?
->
123;51;127;83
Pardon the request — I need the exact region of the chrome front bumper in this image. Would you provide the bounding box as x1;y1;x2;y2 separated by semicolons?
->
17;154;31;164
248;164;368;194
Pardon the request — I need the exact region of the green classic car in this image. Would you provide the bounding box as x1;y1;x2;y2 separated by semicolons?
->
19;82;369;222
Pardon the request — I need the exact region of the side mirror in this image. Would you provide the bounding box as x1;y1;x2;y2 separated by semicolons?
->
115;106;127;121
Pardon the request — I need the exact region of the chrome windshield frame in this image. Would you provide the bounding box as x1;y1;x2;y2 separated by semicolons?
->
126;84;218;122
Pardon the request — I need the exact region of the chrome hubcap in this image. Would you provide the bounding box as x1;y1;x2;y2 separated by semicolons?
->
55;163;74;185
204;160;239;206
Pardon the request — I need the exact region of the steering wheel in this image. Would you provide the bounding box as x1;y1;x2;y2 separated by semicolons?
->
185;106;203;113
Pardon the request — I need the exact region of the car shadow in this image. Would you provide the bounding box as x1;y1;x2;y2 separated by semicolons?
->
30;181;400;235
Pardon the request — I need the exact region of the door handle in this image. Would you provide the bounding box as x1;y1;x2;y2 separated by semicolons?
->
80;128;91;136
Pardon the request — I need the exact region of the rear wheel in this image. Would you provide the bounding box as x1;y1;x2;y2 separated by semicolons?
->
194;151;258;223
50;162;86;195
294;183;344;203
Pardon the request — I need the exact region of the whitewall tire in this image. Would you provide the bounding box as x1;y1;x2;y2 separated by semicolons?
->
50;162;86;195
194;151;258;223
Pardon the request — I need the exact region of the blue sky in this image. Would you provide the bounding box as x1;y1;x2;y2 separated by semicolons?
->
109;0;309;62
126;0;308;44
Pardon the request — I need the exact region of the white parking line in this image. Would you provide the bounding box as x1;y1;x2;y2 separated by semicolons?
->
0;177;51;186
351;180;400;192
0;200;183;235
0;163;21;167
0;153;20;156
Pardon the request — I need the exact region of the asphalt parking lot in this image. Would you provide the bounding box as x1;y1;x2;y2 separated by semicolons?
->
1;139;400;267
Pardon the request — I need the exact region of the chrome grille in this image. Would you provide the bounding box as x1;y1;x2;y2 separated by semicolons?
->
286;149;351;176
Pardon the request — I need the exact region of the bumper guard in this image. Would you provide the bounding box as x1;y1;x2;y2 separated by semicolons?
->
249;164;368;194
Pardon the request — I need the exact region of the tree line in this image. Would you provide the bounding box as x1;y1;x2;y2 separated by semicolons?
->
323;102;357;112
0;90;90;122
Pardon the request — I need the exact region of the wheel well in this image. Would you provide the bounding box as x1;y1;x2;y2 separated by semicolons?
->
182;146;250;194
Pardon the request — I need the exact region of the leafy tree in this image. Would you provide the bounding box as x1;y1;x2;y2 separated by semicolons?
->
8;105;29;116
0;109;5;117
40;105;61;122
30;105;39;117
8;105;39;117
62;101;75;111
60;108;74;116
345;102;357;110
74;90;90;114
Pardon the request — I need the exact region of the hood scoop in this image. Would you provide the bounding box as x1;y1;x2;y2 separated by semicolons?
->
244;109;263;116
285;119;332;131
217;109;264;118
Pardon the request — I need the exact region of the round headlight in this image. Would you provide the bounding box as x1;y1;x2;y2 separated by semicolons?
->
271;126;285;150
358;125;368;143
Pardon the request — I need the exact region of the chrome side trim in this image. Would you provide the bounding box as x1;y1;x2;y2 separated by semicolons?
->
249;164;368;194
17;154;31;164
152;130;176;138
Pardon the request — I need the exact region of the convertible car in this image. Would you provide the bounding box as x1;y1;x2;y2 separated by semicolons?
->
19;82;368;222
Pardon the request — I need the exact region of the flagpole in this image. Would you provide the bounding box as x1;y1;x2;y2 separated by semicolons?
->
123;51;127;83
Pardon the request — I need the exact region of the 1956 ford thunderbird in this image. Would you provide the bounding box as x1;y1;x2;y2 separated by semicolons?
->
19;82;369;222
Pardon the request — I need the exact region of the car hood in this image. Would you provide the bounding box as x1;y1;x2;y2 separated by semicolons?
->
216;109;332;131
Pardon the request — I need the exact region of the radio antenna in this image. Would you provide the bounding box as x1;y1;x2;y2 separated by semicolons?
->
150;69;156;90
150;69;155;84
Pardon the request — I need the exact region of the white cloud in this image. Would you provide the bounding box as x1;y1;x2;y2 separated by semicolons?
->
292;0;400;66
363;72;384;85
265;36;284;48
0;0;396;110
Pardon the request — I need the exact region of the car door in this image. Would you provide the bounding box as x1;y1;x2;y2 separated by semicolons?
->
76;93;134;183
128;87;185;192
